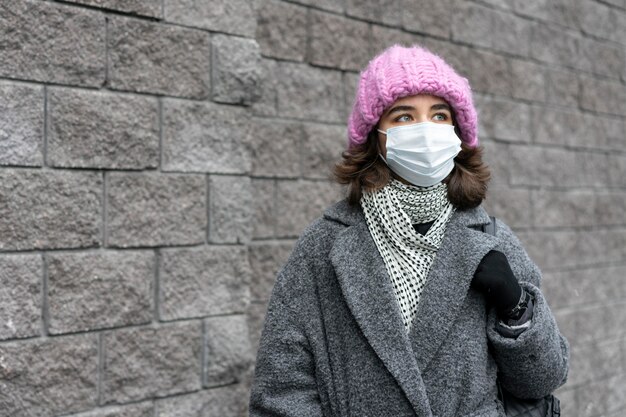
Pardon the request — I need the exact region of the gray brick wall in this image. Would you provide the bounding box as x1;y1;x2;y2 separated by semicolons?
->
0;0;624;416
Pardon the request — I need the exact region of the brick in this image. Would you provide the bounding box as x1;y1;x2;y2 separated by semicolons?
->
530;107;586;147
480;139;509;187
576;151;611;187
507;145;580;187
579;37;626;80
508;59;546;102
209;175;253;244
512;0;550;19
0;169;101;251
66;0;161;18
518;228;626;270
107;173;206;247
251;179;276;239
400;0;451;37
101;322;202;404
0;0;105;86
482;187;532;229
345;0;402;25
543;68;579;108
595;189;626;221
529;23;581;70
204;315;254;387
370;26;426;59
608;154;626;188
275;62;344;123
451;2;493;49
0;254;41;340
308;10;371;71
0;334;98;417
532;189;626;228
574;0;615;42
575;373;626;417
301;123;346;179
154;385;247;417
462;49;510;96
248;119;303;178
162;98;252;174
580;75;626;117
159;246;250;320
491;10;531;57
569;339;623;386
247;301;269;354
543;265;626;310
251;58;279;117
514;0;583;31
47;250;154;334
343;71;360;108
164;0;256;37
70;402;153;417
256;0;307;61
603;118;626;151
612;11;626;47
554;302;623;345
248;242;294;301
547;0;581;29
108;17;210;98
276;180;342;237
475;96;532;143
212;35;263;105
47;87;159;169
0;82;43;166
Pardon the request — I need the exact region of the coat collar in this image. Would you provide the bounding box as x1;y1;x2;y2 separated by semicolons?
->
325;199;499;415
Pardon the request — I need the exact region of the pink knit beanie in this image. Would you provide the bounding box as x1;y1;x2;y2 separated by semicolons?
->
347;44;478;149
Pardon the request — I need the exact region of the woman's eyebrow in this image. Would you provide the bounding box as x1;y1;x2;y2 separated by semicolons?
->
431;103;451;111
384;105;415;117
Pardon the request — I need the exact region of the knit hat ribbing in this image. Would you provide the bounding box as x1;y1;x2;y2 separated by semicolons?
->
347;44;479;149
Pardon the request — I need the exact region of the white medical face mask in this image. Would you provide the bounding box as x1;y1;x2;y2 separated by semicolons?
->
377;122;462;187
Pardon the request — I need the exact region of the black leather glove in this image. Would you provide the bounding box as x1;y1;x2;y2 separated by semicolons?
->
471;250;523;319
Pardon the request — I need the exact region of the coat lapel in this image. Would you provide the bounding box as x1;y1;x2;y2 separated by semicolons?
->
324;200;500;414
407;206;500;372
329;218;434;417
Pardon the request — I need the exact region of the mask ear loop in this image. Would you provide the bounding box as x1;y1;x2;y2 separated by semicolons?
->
376;127;389;166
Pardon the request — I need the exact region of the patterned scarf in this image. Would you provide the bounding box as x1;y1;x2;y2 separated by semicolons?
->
360;178;456;331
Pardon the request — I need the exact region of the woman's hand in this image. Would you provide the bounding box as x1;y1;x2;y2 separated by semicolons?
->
471;250;523;318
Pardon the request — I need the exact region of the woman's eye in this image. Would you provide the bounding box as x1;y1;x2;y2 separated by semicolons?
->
395;114;412;122
432;113;448;121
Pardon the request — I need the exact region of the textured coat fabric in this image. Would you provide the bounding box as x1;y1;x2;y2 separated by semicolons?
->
249;199;570;417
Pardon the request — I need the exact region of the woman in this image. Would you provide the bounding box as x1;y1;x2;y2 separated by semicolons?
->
249;44;570;417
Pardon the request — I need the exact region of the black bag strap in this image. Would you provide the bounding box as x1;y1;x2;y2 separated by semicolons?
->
470;215;497;236
485;215;497;236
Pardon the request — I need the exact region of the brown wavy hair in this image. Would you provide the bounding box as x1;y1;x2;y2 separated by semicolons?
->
333;127;491;210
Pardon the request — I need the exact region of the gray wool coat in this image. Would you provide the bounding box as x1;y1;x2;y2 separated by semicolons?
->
249;199;570;417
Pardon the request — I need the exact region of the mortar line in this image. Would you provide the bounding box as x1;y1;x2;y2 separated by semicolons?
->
43;85;49;167
97;331;104;405
103;171;108;247
41;252;49;336
154;248;161;322
158;96;163;172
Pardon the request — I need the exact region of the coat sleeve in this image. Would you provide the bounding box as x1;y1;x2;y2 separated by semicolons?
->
486;218;570;400
249;292;324;417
